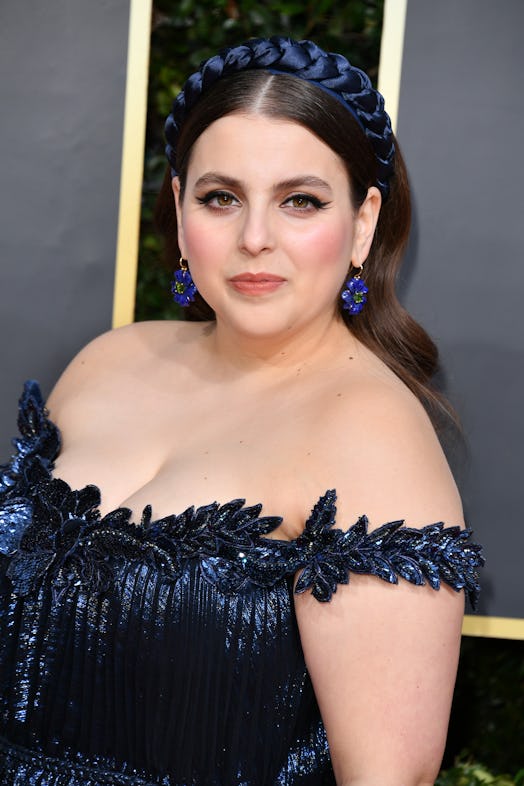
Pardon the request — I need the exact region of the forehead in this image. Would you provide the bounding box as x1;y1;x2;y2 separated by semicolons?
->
186;112;349;185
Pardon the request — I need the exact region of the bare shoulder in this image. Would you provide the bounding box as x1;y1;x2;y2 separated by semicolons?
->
47;320;207;423
320;357;463;531
296;360;466;786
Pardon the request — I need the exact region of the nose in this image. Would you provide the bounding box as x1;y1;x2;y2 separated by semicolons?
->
238;202;274;257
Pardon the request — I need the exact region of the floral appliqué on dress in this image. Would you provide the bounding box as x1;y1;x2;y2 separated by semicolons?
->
0;381;484;606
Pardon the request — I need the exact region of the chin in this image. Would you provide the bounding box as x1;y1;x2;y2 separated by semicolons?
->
227;313;296;339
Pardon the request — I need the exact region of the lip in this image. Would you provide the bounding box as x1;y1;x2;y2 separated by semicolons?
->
229;273;285;282
229;272;286;296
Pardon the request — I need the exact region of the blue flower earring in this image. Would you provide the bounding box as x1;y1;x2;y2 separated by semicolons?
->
171;257;197;306
341;263;368;315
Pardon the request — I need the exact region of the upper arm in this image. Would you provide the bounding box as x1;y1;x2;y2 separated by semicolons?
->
295;385;466;785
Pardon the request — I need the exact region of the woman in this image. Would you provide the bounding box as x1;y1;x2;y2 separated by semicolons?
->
0;37;482;786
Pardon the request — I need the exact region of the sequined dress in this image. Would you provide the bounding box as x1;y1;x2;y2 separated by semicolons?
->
0;382;483;786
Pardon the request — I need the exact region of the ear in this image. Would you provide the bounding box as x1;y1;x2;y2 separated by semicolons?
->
351;186;382;266
171;176;187;258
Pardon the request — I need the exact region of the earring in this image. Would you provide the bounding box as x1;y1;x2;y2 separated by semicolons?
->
341;263;368;315
171;257;197;306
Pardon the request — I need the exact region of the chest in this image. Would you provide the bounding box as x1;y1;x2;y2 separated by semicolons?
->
53;384;339;534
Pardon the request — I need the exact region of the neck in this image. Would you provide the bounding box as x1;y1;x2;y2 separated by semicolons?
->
204;313;353;379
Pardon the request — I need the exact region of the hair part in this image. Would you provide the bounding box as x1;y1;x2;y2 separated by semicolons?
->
155;71;456;428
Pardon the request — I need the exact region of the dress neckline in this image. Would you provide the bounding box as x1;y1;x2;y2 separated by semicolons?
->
7;379;328;539
0;379;484;606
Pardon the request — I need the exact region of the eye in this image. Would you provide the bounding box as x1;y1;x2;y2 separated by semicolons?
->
282;193;330;211
196;190;240;209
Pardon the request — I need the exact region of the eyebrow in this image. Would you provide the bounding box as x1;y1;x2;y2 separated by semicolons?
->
193;172;333;194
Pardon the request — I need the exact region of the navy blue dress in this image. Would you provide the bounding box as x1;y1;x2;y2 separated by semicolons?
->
0;382;483;785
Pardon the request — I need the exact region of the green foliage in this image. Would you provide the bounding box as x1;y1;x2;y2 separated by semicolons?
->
135;0;384;322
135;151;182;322
445;637;524;776
437;758;524;786
149;0;383;123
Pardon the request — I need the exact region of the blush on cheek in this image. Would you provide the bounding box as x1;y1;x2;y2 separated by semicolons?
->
181;222;232;299
181;217;219;262
297;223;353;273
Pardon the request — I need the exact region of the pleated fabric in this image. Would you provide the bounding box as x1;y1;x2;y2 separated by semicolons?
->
0;559;333;784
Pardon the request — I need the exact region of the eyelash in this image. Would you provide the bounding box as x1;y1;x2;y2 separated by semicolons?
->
196;190;330;212
196;190;238;209
282;193;330;211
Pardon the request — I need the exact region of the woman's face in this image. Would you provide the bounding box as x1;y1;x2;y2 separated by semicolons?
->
173;112;379;341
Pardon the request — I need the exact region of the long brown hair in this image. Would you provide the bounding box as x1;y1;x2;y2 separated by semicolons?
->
155;71;455;426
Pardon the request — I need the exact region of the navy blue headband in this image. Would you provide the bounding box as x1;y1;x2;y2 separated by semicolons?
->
165;36;395;198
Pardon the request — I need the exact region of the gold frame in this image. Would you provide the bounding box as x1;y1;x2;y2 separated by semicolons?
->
378;0;408;132
462;615;524;641
112;0;153;329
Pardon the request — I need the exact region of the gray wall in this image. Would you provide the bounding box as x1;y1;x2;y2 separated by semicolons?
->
398;0;523;618
0;1;130;444
1;0;522;622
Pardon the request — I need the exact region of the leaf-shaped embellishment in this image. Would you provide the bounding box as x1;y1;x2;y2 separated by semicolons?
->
368;554;399;584
1;383;60;500
90;527;182;583
390;554;425;586
417;557;441;590
220;501;263;530
248;539;298;587
300;490;337;540
174;503;221;554
200;555;250;593
294;561;321;596
295;511;484;607
0;469;17;495
70;485;101;520
0;499;33;556
439;562;463;590
140;505;153;529
19;497;58;551
184;503;216;533
24;456;52;489
6;550;55;596
310;573;336;603
255;515;285;537
365;519;405;548
209;500;264;543
321;556;352;591
17;380;46;436
340;515;369;547
99;507;133;527
1;381;484;603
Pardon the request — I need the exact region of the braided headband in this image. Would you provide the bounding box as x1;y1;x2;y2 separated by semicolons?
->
165;36;395;198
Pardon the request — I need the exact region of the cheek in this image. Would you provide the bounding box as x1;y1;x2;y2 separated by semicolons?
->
181;215;222;262
293;221;354;271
